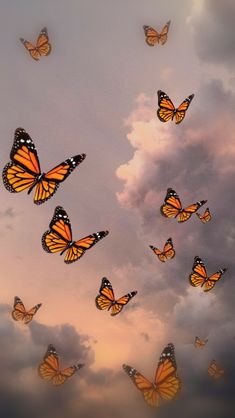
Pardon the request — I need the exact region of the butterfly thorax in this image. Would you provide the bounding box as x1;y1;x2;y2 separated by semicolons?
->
60;240;75;256
27;172;45;194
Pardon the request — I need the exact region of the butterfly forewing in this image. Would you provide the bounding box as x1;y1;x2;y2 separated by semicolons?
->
159;20;171;45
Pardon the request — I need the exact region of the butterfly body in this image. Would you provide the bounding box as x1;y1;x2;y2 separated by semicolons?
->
150;237;175;262
189;256;227;292
20;27;51;61
12;296;42;324
95;278;137;316
157;90;194;124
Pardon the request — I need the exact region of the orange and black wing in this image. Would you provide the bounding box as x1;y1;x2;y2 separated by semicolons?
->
196;208;212;223
154;343;181;401
208;360;224;379
34;153;86;205
143;25;160;46
24;303;42;324
36;27;51;57
11;296;27;322
203;268;227;292
64;230;109;264
42;206;72;255
150;238;175;262
160;188;182;219
3;128;40;194
123;364;157;407
20;38;40;61
174;94;194;124
111;291;137;316
189;256;207;287
159;20;171;45
194;336;208;348
177;199;207;223
95;277;115;311
157;90;175;123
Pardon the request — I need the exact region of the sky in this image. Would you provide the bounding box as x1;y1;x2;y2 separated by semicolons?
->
0;0;234;417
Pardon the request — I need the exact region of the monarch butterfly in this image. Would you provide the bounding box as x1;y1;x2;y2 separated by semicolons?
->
143;21;171;46
157;90;194;124
42;206;109;264
208;360;224;379
38;344;84;386
2;128;86;205
160;188;207;223
95;278;137;316
196;208;212;223
20;27;51;61
123;343;181;407
189;256;227;292
194;336;208;349
11;296;41;324
149;238;175;262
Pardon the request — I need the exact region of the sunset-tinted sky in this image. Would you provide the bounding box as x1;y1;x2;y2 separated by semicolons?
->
0;0;234;417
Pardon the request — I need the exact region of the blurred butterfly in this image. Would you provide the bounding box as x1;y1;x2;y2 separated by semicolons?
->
160;188;207;223
95;278;137;316
189;256;227;292
143;21;171;46
194;336;208;349
123;343;181;407
196;207;212;223
150;237;175;262
12;296;41;324
208;360;224;379
2;128;86;205
38;344;84;386
20;27;51;61
42;206;109;264
157;90;194;124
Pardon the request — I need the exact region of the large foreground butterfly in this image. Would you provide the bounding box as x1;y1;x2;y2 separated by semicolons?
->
12;296;41;324
160;188;207;223
2;128;86;205
194;336;208;349
95;278;137;316
123;343;181;407
20;27;51;61
42;206;109;264
143;21;171;46
157;90;194;124
149;238;175;262
208;360;224;379
196;207;212;223
189;256;227;292
38;344;84;386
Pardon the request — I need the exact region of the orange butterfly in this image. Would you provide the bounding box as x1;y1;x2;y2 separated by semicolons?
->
12;296;41;324
2;128;86;205
194;336;208;349
38;344;84;386
160;188;207;223
196;207;212;223
42;206;109;264
95;278;137;316
20;27;51;61
189;256;227;292
143;21;171;46
150;238;175;262
123;343;181;407
157;90;194;124
208;360;224;379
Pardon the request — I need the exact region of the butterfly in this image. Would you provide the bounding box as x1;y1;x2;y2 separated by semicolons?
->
38;344;84;386
42;206;109;264
189;256;227;292
194;336;208;349
157;90;194;124
196;207;212;223
20;27;51;61
143;21;171;46
2;128;86;205
149;238;175;262
11;296;41;324
208;360;224;379
95;278;137;316
123;343;181;407
160;188;207;223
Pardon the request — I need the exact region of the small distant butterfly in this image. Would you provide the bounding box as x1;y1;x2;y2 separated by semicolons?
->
194;336;208;349
12;296;41;324
123;343;181;407
196;208;212;223
208;360;224;379
38;344;84;386
143;21;171;46
157;90;194;124
149;238;175;262
189;256;227;292
2;128;86;205
95;278;137;316
20;27;51;61
42;206;109;264
160;188;207;223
